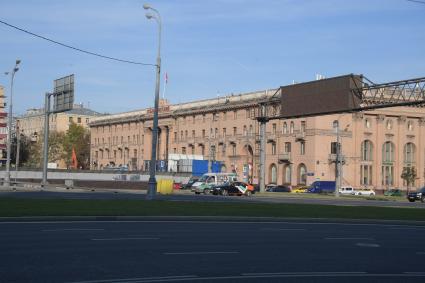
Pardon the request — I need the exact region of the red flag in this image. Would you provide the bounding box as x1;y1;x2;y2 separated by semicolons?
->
71;147;78;169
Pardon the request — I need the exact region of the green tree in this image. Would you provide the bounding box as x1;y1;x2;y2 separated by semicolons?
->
401;166;417;193
10;135;31;166
62;123;91;169
25;131;65;168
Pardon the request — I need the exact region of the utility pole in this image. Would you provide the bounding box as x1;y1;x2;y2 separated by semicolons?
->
258;103;268;193
15;122;20;184
334;121;341;197
42;92;51;187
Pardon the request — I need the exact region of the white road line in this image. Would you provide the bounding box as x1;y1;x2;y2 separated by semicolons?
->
325;237;374;240
91;237;159;241
356;243;380;247
242;271;367;276
260;228;306;231
67;275;198;283
42;228;105;232
163;251;239;255
404;272;425;275
388;227;425;230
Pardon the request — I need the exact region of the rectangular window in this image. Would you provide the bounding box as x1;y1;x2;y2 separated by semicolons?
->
77;117;81;123
182;147;186;154
285;142;291;153
301;121;306;133
223;128;226;137
202;129;206;138
233;127;237;136
174;132;177;142
192;130;195;138
272;123;276;134
272;143;276;155
300;141;305;155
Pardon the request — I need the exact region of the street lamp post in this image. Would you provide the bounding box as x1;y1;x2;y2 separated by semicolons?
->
4;59;21;186
144;3;162;200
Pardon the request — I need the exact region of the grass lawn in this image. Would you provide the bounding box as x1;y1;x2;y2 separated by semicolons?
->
0;198;424;221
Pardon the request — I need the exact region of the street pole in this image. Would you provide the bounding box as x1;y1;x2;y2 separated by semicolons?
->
15;124;20;184
335;121;341;197
4;60;20;186
259;103;267;193
42;93;51;187
144;4;162;200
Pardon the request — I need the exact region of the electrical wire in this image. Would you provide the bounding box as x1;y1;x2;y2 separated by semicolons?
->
407;0;425;4
0;19;156;66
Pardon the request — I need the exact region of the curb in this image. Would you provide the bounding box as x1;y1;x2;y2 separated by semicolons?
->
0;215;425;225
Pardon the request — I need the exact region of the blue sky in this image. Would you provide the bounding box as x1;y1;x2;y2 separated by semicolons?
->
1;0;424;115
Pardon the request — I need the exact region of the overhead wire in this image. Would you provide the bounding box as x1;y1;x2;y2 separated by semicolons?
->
0;19;156;66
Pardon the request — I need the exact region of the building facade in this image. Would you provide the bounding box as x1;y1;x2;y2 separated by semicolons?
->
90;90;425;192
17;104;101;142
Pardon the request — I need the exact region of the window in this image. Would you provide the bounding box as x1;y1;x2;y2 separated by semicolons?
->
272;123;276;134
382;142;395;186
290;121;294;134
361;140;373;161
133;149;137;158
202;129;206;138
192;130;195;138
191;146;195;155
86;118;89;124
185;130;188;139
270;164;277;184
182;147;186;154
201;145;205;156
360;165;372;186
181;131;183;140
284;165;291;184
77;117;81;123
232;144;236;156
301;121;306;133
246;109;250;118
249;125;253;136
300;141;305;155
386;120;393;130
223;111;227;121
298;164;307;185
404;143;416;164
283;122;288;134
233;127;237;136
213;113;218;121
215;128;218;138
174;132;177;142
233;111;237;120
331;142;340;155
285;142;291;153
193;115;196;124
202;114;206;123
69;117;73;123
223;128;226;137
243;125;247;136
271;143;276;155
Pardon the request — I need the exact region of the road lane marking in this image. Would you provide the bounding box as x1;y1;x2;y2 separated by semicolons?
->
388;227;425;230
356;243;380;247
242;271;367;276
163;251;239;255
91;237;159;241
42;228;105;232
67;275;198;283
325;237;374;240
260;228;306;231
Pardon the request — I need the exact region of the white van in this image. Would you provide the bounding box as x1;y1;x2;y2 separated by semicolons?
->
339;186;355;195
192;173;238;194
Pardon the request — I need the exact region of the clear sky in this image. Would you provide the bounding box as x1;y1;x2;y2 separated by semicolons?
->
1;0;424;115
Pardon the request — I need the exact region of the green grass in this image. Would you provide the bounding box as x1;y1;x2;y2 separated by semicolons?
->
0;198;424;221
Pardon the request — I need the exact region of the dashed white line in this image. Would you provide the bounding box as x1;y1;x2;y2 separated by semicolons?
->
356;243;380;247
325;237;374;240
67;275;198;283
91;237;159;241
42;228;105;232
163;251;239;255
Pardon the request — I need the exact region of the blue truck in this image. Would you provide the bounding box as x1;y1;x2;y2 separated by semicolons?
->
308;181;336;193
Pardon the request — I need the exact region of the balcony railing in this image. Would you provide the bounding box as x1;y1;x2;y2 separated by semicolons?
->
278;152;291;162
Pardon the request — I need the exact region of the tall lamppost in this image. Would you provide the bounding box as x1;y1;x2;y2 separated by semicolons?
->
4;59;21;186
143;3;162;200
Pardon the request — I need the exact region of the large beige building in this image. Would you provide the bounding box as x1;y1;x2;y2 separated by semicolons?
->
17;103;101;142
90;88;425;192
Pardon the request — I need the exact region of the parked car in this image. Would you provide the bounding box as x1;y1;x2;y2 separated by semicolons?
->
384;189;403;197
173;182;183;190
265;185;291;193
212;182;254;196
353;188;376;196
339;186;355;195
183;176;199;190
291;185;308;193
407;187;425;202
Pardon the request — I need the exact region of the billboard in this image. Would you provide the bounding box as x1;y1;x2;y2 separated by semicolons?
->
280;74;363;118
53;74;74;112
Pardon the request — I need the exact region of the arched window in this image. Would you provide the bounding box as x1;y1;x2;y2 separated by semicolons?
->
404;142;416;165
284;165;291;184
382;142;395;186
283;122;288;134
270;164;277;184
360;140;373;185
298;164;307;185
290;122;294;134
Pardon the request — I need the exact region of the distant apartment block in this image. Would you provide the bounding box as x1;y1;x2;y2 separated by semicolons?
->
17;103;102;142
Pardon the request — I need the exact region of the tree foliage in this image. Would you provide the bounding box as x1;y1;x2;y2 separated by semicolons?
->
401;166;417;191
62;123;91;169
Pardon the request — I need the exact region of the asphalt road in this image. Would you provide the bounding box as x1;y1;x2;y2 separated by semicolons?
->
0;220;425;282
1;188;424;208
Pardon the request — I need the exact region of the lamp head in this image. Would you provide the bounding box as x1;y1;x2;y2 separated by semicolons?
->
14;67;19;73
143;4;150;10
145;13;153;19
16;59;21;65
